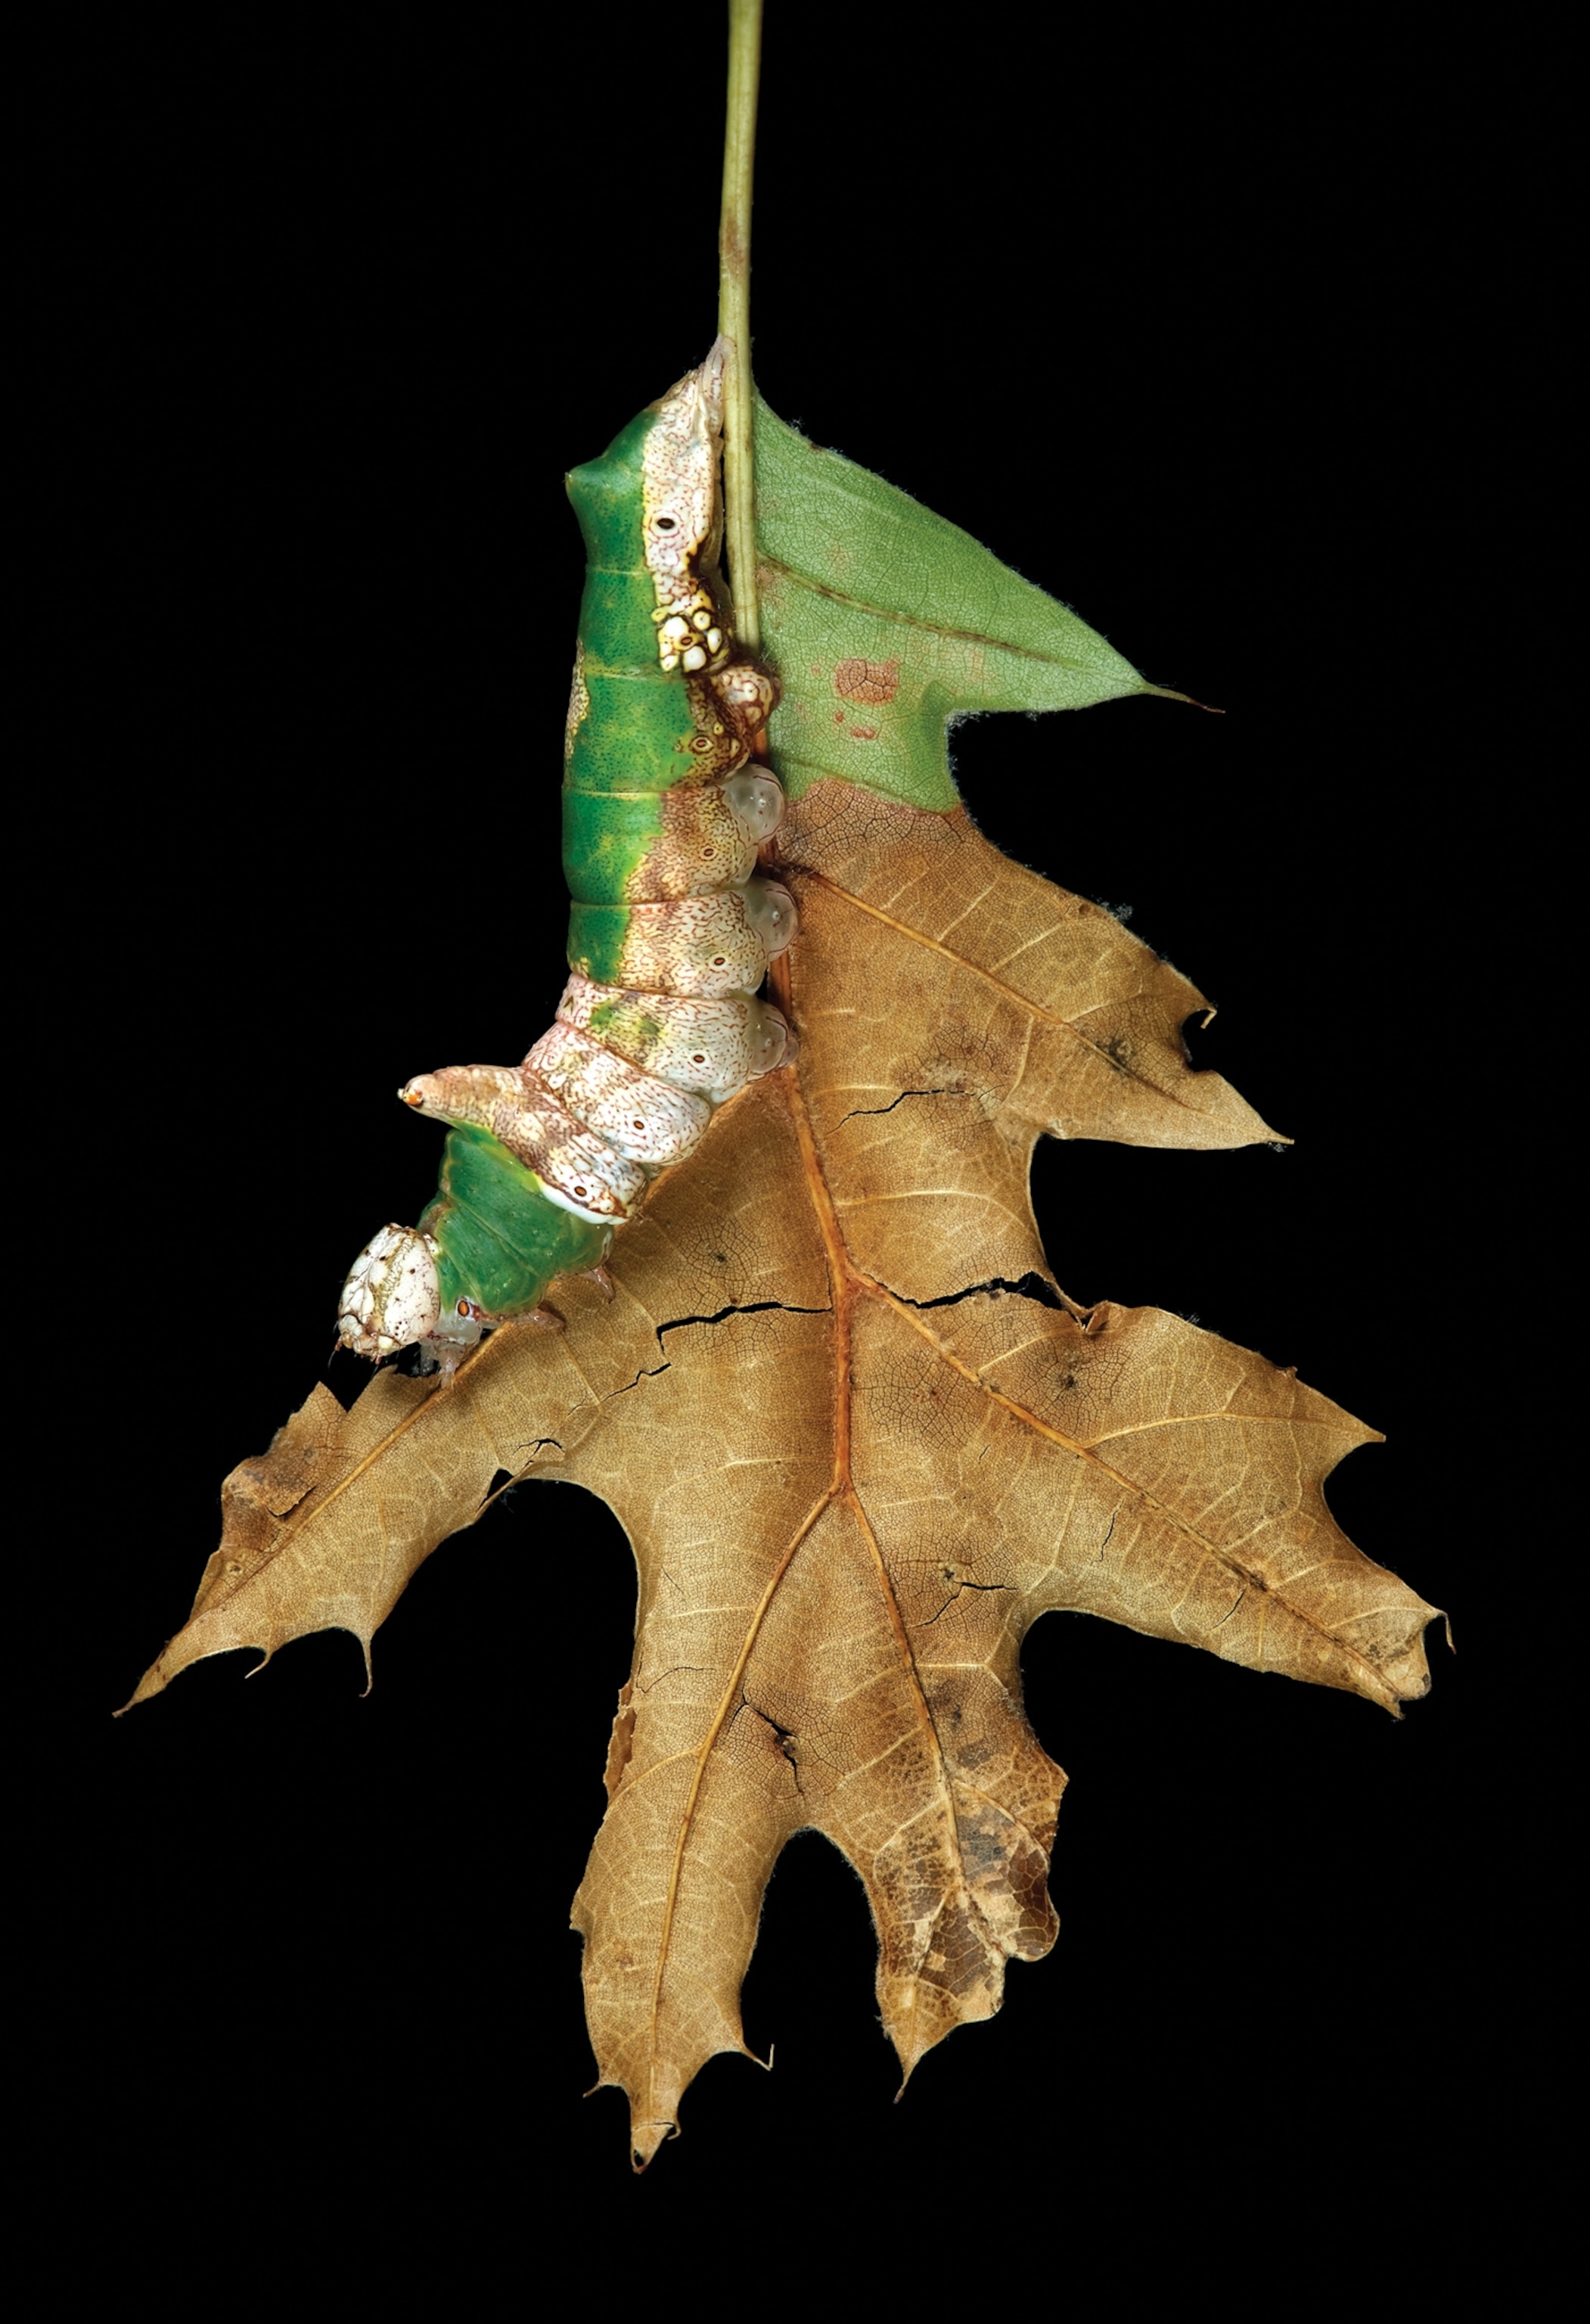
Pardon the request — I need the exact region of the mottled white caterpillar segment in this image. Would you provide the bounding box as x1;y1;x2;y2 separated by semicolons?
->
554;974;793;1097
337;1224;443;1356
626;771;784;901
604;878;797;997
644;346;727;660
402;1064;646;1218
523;1023;711;1165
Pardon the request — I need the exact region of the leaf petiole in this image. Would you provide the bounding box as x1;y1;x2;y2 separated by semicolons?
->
718;0;763;653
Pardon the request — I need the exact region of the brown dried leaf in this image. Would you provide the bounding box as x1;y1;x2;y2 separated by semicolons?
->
125;785;1436;2167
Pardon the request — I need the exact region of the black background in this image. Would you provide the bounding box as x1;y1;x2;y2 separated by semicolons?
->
54;2;1543;2285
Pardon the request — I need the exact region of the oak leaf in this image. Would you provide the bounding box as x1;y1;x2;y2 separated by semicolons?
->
124;400;1438;2168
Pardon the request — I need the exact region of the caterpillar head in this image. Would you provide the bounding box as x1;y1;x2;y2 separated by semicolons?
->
337;1224;442;1358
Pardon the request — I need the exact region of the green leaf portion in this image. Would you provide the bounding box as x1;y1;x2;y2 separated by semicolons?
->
753;393;1151;810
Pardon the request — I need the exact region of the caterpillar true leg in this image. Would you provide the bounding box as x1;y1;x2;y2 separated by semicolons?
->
336;343;792;1375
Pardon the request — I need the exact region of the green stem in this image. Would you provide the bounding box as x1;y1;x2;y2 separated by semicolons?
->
719;0;763;654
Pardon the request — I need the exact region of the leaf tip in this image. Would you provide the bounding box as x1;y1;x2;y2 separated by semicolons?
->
629;2117;678;2173
1141;682;1225;713
113;1661;169;1717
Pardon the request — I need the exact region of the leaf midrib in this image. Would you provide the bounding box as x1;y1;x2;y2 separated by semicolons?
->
863;1275;1405;1698
759;550;1109;670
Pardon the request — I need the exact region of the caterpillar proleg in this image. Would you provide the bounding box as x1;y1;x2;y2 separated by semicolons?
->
337;344;793;1373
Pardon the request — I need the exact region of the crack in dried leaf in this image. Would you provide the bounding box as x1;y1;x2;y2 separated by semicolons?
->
655;1298;830;1341
837;1087;971;1126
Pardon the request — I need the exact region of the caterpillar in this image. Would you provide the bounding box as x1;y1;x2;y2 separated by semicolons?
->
337;344;794;1375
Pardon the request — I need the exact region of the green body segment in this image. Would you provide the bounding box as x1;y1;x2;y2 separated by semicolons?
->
563;408;663;665
561;405;707;923
421;1125;607;1320
561;786;672;906
564;899;633;988
567;674;703;804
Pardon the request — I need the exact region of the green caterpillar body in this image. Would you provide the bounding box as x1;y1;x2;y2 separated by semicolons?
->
337;348;793;1372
